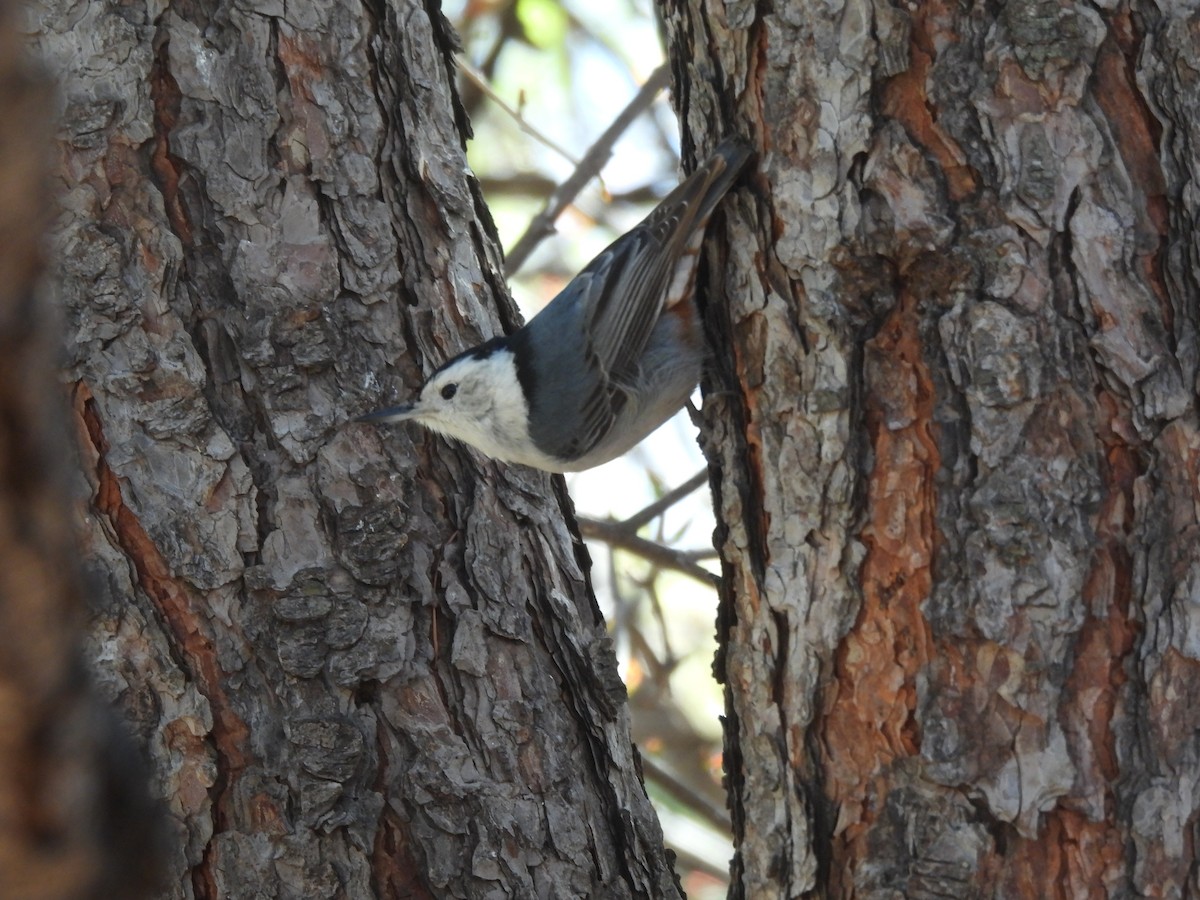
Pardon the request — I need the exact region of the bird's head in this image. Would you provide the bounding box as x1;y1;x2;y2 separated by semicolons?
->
358;337;537;465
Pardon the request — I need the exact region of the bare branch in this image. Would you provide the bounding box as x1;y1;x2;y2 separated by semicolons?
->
477;174;665;207
577;517;718;588
623;469;709;532
455;53;580;166
640;753;731;836
504;63;672;275
664;841;732;886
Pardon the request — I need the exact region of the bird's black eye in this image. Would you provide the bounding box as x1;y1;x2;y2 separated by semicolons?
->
441;383;458;400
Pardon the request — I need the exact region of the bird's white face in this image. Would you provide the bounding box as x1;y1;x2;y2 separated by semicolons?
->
415;355;502;434
404;347;556;469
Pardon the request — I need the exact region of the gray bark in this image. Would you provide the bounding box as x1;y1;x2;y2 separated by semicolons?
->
28;0;679;896
0;5;162;897
660;0;1200;897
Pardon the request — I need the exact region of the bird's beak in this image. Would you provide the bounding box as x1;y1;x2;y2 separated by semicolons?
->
356;402;419;424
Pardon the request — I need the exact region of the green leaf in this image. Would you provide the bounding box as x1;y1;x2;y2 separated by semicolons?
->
517;0;568;49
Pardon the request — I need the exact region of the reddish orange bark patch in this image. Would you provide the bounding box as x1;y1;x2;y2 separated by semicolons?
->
1069;393;1138;777
371;722;436;899
1100;10;1166;206
881;1;978;201
277;30;324;92
822;292;935;854
1093;21;1171;335
276;29;333;175
994;388;1139;895
73;382;249;899
1093;41;1166;231
150;38;192;245
993;810;1126;900
372;805;437;899
730;313;772;595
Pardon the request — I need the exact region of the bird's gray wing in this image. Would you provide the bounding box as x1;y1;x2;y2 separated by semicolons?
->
556;240;672;460
558;139;753;460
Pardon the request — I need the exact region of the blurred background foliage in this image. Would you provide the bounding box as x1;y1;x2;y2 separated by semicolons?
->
444;0;730;893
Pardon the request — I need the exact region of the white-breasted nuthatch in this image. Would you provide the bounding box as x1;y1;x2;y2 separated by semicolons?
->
359;137;753;472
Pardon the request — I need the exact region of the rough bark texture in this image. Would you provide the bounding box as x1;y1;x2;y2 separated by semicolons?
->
0;5;162;897
659;0;1200;897
27;0;680;896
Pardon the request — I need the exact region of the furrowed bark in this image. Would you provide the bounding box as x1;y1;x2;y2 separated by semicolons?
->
659;0;1200;896
0;5;162;897
27;0;680;896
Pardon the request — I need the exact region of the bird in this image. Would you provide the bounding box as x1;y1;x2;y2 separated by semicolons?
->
358;137;753;472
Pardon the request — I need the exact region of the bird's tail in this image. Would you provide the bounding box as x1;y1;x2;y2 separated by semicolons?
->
681;138;755;226
657;137;754;309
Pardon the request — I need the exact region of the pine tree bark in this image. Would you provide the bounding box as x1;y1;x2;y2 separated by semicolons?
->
0;5;162;897
660;0;1200;897
28;1;680;896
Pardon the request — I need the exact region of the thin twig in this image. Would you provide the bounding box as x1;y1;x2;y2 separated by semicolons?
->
627;621;674;684
577;517;718;588
665;840;731;885
477;174;664;207
640;753;731;836
504;63;672;276
454;54;579;166
623;469;709;532
645;580;678;668
608;540;632;656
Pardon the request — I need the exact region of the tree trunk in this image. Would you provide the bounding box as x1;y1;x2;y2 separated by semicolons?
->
28;0;680;896
660;0;1200;896
0;4;162;897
